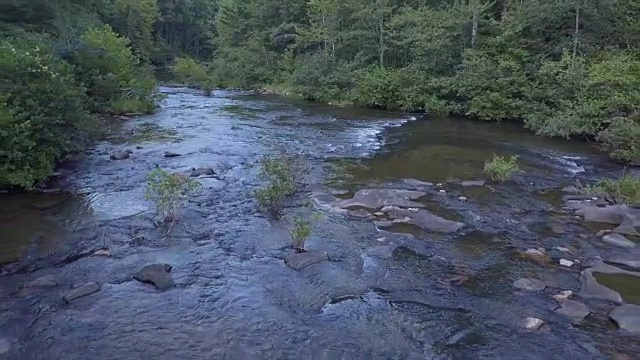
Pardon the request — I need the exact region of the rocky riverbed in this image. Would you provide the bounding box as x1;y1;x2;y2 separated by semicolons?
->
0;87;638;359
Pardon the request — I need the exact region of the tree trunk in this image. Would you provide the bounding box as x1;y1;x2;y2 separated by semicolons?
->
471;9;479;47
379;14;384;68
573;3;580;58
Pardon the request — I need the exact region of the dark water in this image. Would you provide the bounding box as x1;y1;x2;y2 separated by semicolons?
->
0;87;637;359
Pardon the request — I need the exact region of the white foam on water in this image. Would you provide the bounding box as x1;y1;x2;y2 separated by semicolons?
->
555;155;585;174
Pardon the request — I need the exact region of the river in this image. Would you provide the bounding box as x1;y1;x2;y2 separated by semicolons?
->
0;87;638;359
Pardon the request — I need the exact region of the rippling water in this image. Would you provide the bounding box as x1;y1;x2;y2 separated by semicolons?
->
0;87;637;359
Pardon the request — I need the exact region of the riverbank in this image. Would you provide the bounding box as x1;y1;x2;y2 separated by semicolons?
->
0;87;638;359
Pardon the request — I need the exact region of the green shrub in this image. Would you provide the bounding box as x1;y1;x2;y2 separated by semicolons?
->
253;155;302;215
483;154;519;181
587;173;640;204
0;37;92;188
290;217;311;251
171;57;216;95
145;168;200;223
597;118;640;164
70;25;158;115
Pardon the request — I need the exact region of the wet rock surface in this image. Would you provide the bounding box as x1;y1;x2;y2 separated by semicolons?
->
63;283;101;303
555;300;590;320
580;263;640;303
133;264;175;290
602;233;636;249
285;251;329;270
609;305;640;334
0;87;637;359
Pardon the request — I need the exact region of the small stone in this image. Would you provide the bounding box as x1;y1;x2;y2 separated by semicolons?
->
514;278;545;291
374;212;384;216
164;151;181;158
458;196;468;201
552;290;573;302
521;317;544;331
602;233;636;249
555;300;590;320
63;283;101;303
408;208;419;213
110;150;132;160
555;247;570;253
376;237;386;242
285;251;329;270
93;249;111;257
596;229;611;237
438;190;446;194
134;264;175;291
25;275;57;288
559;259;574;267
436;183;444;187
523;249;552;264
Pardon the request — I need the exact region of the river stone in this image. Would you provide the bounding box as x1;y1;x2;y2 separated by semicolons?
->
190;167;216;177
164;151;181;158
110;150;132;160
514;278;545;291
285;251;328;270
133;264;175;291
610;305;640;334
524;249;552;264
602;233;636;249
580;263;640;303
63;283;101;303
339;189;426;210
93;249;111;257
559;259;574;267
25;275;57;288
553;290;573;302
521;317;544;331
555;300;590;320
461;180;485;187
382;208;464;233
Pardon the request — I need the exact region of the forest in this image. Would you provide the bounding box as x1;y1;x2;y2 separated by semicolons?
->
0;0;638;189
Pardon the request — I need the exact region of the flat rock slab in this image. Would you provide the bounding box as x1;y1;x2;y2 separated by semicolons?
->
63;283;101;303
339;189;426;210
133;264;175;291
609;304;640;334
383;208;464;233
576;205;639;231
580;262;640;303
285;251;328;270
24;275;57;288
514;278;545;291
602;233;636;249
555;300;590;320
364;244;398;259
606;247;640;271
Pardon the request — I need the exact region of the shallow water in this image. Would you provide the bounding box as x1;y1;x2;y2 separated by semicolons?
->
0;87;638;359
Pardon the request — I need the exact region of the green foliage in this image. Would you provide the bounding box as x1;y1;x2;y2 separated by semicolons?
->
0;37;92;189
289;213;324;250
171;57;216;94
587;173;640;204
483;154;519;182
253;155;302;215
145;168;200;222
70;25;158;115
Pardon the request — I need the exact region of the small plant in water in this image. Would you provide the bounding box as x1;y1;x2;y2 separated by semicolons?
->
483;154;519;182
587;172;640;204
145;168;200;226
289;213;324;251
253;155;303;216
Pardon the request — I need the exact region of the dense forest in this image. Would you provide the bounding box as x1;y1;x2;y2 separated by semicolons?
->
1;0;638;189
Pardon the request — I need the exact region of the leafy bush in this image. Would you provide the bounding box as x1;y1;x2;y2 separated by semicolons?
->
483;154;519;181
145;168;200;223
0;37;92;188
587;173;640;204
70;25;158;115
290;217;311;251
253;155;302;216
171;57;216;95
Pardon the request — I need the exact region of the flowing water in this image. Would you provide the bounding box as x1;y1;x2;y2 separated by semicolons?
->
0;87;637;359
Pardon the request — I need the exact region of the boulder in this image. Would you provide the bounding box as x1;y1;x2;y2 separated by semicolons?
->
381;208;464;233
285;251;328;270
555;300;590;320
63;283;101;303
339;189;426;210
133;264;175;291
609;304;640;334
190;167;216;177
602;233;636;249
110;150;132;160
514;278;545;291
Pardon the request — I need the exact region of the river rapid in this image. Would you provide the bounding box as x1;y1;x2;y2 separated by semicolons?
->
0;87;638;359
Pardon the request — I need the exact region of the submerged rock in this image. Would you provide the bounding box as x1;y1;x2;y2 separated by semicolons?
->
24;275;58;288
133;264;175;291
285;251;328;270
514;278;545;291
339;189;426;210
602;233;636;249
190;167;216;177
63;283;101;303
609;304;640;334
110;150;132;160
555;300;590;320
381;208;464;233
